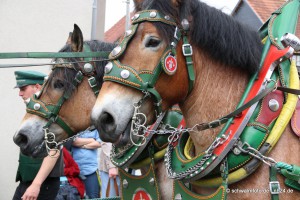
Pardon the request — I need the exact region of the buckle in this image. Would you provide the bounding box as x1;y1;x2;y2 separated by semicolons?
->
182;44;193;56
269;181;280;194
208;120;222;129
75;71;84;83
88;76;97;88
174;27;180;41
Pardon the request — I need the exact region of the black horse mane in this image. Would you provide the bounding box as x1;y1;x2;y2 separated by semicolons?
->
135;0;263;74
45;40;116;95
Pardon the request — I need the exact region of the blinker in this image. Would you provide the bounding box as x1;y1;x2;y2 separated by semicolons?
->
104;62;113;74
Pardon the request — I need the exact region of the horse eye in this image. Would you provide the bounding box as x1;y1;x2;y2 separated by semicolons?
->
53;80;64;89
145;38;161;48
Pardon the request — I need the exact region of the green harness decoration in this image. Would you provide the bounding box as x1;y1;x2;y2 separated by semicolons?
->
119;153;161;200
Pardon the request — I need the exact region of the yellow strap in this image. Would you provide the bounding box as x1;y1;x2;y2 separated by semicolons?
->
184;136;194;160
192;168;248;187
129;148;166;169
266;60;299;147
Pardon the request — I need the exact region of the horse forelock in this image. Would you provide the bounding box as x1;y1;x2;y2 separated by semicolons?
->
135;0;263;74
45;41;115;96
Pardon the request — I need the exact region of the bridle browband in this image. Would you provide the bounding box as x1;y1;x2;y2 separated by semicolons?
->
103;10;195;115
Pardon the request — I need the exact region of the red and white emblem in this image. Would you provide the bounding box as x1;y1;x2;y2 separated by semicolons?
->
163;55;177;75
132;189;152;200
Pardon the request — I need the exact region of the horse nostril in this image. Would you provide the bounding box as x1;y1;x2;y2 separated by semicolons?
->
99;112;117;134
13;132;29;149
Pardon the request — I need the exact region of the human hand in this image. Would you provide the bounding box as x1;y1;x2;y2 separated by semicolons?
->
108;167;118;179
21;182;40;200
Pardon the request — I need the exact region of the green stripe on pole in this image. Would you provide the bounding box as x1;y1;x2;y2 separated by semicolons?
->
0;51;110;59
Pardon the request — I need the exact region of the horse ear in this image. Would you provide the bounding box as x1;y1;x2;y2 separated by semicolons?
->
66;32;72;45
133;0;143;11
171;0;183;7
71;24;83;52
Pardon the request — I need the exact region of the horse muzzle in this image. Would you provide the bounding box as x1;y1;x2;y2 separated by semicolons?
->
13;129;46;158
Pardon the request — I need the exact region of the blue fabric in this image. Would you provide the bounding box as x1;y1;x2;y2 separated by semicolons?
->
100;171;120;198
72;129;101;176
83;171;100;199
56;183;80;200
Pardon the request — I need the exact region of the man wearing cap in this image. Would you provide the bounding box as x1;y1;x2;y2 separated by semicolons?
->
13;70;63;200
14;70;46;100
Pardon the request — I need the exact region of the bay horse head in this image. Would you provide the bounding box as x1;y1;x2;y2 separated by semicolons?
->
91;0;262;146
14;24;115;158
91;0;300;199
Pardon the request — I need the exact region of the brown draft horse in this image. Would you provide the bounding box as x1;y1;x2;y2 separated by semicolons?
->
14;24;115;158
91;0;300;199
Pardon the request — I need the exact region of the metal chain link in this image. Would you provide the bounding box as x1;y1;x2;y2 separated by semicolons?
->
44;126;91;157
165;131;230;179
236;142;277;167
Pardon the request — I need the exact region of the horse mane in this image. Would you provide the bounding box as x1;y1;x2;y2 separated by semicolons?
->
136;0;263;74
45;40;116;95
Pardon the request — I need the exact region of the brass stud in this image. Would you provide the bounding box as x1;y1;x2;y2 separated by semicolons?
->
110;46;122;57
83;63;93;73
120;70;130;79
132;13;140;20
33;103;41;110
149;177;155;185
123;179;128;188
175;193;182;200
125;30;133;37
150;11;157;18
269;99;280;112
165;15;170;20
104;62;113;74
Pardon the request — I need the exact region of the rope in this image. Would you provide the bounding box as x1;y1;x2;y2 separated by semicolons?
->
275;162;293;171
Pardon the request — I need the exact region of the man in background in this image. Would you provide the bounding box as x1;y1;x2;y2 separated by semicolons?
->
12;70;63;200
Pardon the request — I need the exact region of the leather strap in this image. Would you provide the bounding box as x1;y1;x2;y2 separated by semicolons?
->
269;166;280;200
106;177;119;197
